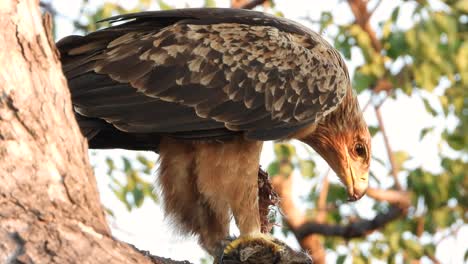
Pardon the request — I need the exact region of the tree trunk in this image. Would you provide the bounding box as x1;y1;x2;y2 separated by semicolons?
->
0;1;160;263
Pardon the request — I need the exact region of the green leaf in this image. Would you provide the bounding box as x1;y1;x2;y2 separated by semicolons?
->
299;159;316;178
267;161;280;176
326;183;347;202
105;157;116;175
419;126;434;140
126;172;137;190
319;11;333;32
389;233;400;251
158;0;173;10
279;161;294;176
391;6;400;22
454;0;468;12
443;130;465;150
336;255;346;264
394;151;409;169
122;157;132;173
423;244;436;257
386;30;407;60
368;125;379;137
402;239;424;258
133;188;144;207
455;42;468;85
273;143;296;160
422;97;438;116
353;70;376;92
204;0;216;7
349;24;375;60
353;255;366;264
137;154;155;173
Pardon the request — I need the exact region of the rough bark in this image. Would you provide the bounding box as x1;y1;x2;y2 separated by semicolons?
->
0;1;174;263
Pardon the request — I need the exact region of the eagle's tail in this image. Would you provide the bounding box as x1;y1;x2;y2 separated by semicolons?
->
74;114;161;151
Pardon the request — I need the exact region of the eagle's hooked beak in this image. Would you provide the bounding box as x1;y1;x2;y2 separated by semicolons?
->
343;151;368;201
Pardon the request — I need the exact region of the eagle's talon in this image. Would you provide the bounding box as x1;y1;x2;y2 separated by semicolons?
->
219;235;312;264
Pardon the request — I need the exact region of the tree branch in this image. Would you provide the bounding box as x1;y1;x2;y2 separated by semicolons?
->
368;0;383;17
316;173;330;223
374;105;403;190
231;0;268;9
294;205;406;241
366;188;409;207
272;173;326;264
347;0;382;51
0;2;193;263
287;186;411;243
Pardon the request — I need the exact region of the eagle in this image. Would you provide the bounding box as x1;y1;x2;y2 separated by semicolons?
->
58;8;371;259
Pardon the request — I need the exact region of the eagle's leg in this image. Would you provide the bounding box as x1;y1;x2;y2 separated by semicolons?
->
158;138;230;254
194;138;263;238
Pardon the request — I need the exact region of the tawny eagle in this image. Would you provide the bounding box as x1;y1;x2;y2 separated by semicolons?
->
58;8;371;256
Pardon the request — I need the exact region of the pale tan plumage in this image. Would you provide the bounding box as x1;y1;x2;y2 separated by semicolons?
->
58;8;371;258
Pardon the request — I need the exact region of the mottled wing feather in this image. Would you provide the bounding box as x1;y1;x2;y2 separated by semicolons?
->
60;8;349;142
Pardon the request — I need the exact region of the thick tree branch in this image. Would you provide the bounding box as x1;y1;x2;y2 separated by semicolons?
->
294;205;405;241
295;187;410;241
0;1;189;263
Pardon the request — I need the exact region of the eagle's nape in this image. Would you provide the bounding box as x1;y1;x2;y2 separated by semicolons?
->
58;7;371;260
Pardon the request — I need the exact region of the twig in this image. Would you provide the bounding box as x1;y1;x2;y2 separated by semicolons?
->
435;223;463;246
425;254;441;264
368;0;383;17
366;188;409;206
361;97;373;112
241;0;268;9
374;105;403;190
316;171;330;223
231;0;267;9
39;1;57;16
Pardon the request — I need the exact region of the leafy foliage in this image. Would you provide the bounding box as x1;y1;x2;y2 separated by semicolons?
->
105;154;158;210
51;0;467;262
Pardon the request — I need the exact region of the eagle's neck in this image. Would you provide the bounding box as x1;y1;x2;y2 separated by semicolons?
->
319;86;364;134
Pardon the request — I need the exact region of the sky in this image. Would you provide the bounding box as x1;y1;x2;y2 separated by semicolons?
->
49;0;467;263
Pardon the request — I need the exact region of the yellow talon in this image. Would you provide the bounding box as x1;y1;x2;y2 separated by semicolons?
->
220;234;311;263
223;234;282;255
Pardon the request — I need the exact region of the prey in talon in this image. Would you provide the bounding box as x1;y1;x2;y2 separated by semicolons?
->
58;8;371;260
219;235;312;264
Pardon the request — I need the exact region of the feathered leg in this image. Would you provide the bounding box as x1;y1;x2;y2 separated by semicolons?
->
194;138;263;237
158;137;229;254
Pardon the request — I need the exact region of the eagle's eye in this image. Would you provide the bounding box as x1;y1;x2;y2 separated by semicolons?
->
354;142;367;159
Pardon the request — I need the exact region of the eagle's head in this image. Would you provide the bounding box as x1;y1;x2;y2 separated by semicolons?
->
298;88;371;201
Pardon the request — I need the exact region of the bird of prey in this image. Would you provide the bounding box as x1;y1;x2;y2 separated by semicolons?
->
58;8;371;258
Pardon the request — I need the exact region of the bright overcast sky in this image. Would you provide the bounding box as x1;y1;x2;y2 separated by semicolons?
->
50;0;467;263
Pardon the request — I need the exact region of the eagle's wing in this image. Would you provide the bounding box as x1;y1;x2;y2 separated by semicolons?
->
59;8;349;142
